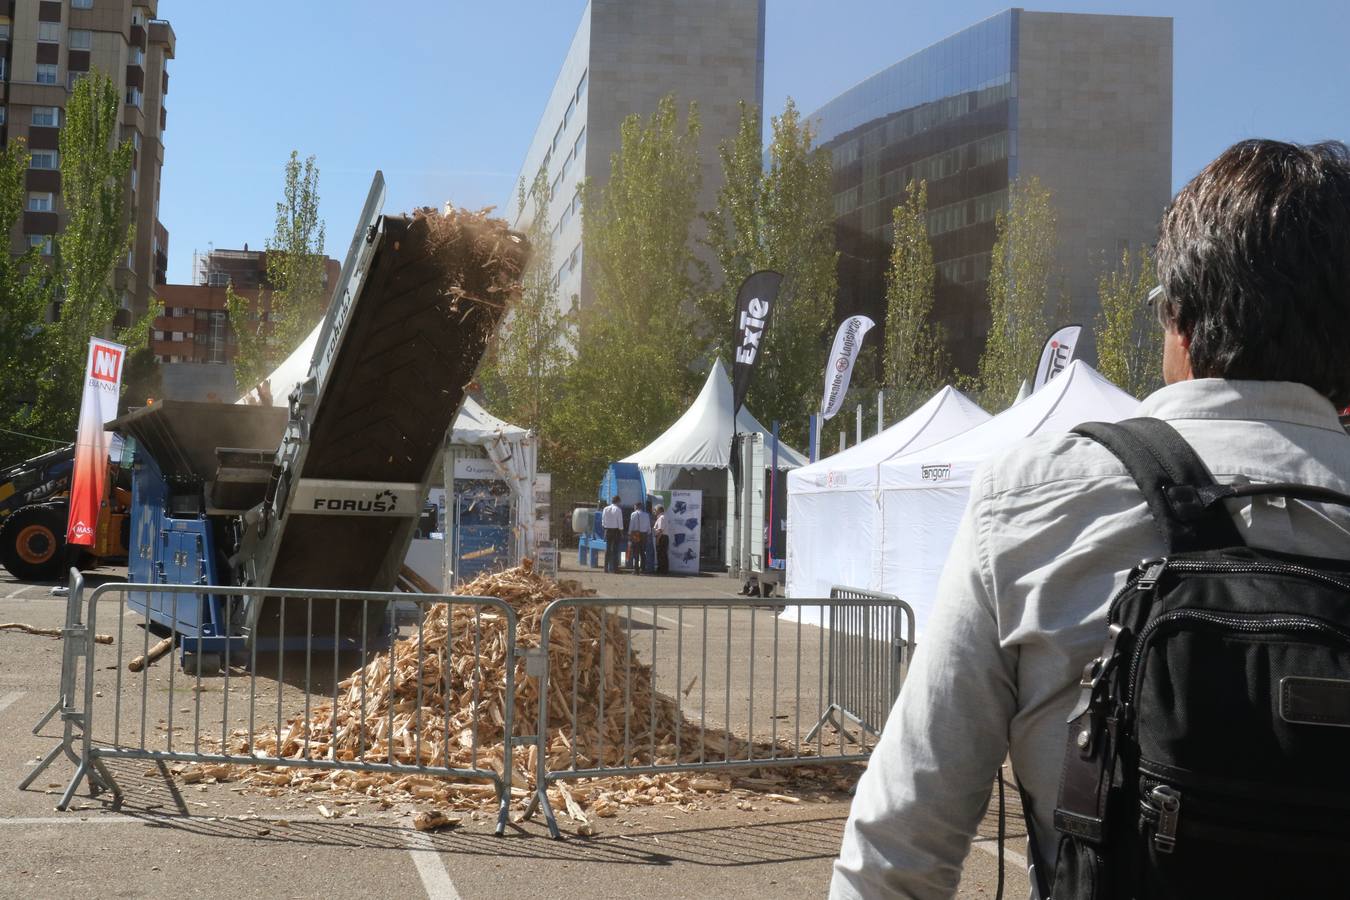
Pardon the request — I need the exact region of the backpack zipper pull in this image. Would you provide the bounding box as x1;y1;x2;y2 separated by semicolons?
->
1137;558;1169;590
1150;784;1182;853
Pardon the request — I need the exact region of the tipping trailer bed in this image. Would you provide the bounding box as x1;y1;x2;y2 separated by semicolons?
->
106;172;527;654
236;173;528;644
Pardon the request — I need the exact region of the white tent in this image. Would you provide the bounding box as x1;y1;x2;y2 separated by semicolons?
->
876;361;1140;632
785;386;990;600
622;359;808;491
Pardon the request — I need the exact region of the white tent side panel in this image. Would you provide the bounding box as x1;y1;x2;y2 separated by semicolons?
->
785;487;877;599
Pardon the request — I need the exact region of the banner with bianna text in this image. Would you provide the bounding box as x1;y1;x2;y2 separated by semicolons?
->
67;337;125;545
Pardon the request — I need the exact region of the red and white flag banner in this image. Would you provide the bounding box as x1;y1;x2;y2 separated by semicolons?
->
67;337;125;546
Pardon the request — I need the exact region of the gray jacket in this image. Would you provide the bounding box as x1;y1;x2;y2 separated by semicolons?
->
831;379;1350;898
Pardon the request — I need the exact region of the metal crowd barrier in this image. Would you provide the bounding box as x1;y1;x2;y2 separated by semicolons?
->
31;580;521;834
522;594;911;839
20;568;89;792
804;586;914;745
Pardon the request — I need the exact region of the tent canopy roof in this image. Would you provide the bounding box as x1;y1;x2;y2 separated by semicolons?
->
789;386;989;494
236;321;527;446
621;359;807;473
880;360;1139;488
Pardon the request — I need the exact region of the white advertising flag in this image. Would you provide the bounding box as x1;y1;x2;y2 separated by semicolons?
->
1032;324;1083;393
820;315;875;421
67;337;126;545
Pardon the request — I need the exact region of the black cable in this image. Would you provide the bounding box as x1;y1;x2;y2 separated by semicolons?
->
996;766;1006;900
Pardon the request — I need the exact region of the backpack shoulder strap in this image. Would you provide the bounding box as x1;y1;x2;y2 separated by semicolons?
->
1073;417;1245;553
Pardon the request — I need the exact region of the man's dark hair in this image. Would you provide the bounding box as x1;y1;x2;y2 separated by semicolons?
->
1156;139;1350;405
612;494;621;504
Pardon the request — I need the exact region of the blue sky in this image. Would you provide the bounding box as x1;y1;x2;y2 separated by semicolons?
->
159;1;1349;284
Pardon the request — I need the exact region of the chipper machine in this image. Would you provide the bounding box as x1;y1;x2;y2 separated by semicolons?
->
107;173;528;664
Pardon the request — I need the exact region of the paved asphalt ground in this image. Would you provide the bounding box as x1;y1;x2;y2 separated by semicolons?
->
0;561;1028;899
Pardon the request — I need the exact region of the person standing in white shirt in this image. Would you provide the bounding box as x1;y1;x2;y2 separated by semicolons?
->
600;495;624;574
628;502;652;574
653;505;669;575
832;140;1350;898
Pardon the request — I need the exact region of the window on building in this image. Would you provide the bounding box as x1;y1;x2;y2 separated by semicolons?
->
132;6;147;25
0;59;8;82
69;29;92;50
564;96;575;130
551;121;564;155
561;152;571;182
67;71;86;90
576;69;587;102
130;168;138;191
129;46;144;66
27;192;53;212
153;329;164;341
32;106;58;127
0;23;11;41
132;130;141;150
36;64;58;85
208;271;229;287
0;106;6;126
125;87;142;107
37;22;61;43
572;190;582;216
28;234;53;255
569;243;581;273
30;150;58;170
73;0;94;8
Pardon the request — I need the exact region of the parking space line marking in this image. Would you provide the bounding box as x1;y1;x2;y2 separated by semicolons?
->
0;691;24;715
5;586;32;599
403;830;462;899
625;607;691;629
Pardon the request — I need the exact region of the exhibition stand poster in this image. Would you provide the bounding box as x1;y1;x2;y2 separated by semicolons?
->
668;489;702;574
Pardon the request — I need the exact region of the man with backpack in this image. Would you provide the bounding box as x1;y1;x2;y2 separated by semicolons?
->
831;139;1350;899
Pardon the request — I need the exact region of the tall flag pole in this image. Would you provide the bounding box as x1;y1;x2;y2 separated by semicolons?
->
67;337;126;546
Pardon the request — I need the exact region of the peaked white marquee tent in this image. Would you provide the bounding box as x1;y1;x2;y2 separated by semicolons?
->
622;359;808;491
875;360;1140;632
785;386;990;600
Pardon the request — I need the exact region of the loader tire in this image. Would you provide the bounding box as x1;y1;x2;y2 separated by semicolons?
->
0;505;67;581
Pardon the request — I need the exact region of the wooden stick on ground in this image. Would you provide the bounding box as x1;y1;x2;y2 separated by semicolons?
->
0;622;113;644
129;635;175;672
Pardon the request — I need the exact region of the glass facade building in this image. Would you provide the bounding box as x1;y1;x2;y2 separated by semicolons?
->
809;9;1172;376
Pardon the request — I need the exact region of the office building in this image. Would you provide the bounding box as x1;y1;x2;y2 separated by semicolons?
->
154;247;340;402
509;0;765;314
808;9;1172;373
0;0;174;323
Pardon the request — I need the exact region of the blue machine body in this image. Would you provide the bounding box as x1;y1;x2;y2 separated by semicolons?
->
125;442;239;656
577;462;654;570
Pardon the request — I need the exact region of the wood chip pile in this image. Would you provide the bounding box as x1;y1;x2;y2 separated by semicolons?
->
204;562;845;821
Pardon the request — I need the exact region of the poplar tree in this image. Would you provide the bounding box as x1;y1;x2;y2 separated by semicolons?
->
882;179;948;417
479;171;569;434
974;176;1060;409
703;99;836;442
228;151;327;392
548;94;704;494
1094;245;1163;398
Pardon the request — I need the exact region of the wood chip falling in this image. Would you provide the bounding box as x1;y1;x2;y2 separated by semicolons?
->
197;562;847;818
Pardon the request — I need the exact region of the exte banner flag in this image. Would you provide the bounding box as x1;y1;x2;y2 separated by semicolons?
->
67;337;126;545
731;270;783;416
820;315;875;420
1032;324;1083;392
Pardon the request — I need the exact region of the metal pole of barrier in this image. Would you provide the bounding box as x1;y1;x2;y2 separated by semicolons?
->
20;569;86;788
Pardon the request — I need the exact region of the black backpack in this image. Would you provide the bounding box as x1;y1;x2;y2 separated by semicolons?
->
1038;417;1350;899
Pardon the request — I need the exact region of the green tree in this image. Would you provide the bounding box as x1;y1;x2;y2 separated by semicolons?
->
702;99;836;442
228;151;327;391
20;72;138;454
547;94;705;495
0;139;57;462
479;171;569;434
882;179;948;417
974;176;1060;409
1094;245;1163;398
